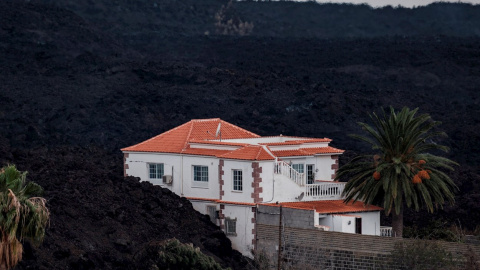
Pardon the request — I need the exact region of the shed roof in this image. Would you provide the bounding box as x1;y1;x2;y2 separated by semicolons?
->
265;200;383;214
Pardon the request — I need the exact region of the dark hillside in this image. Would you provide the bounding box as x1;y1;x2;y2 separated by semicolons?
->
1;2;249;269
35;0;480;52
1;0;480;269
8;146;248;269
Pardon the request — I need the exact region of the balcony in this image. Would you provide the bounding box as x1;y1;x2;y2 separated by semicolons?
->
380;226;393;237
274;161;346;201
304;182;345;201
274;161;305;186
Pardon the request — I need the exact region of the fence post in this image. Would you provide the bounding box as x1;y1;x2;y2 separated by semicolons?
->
277;205;283;270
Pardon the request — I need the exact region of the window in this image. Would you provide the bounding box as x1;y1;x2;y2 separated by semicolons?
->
232;170;243;191
292;163;304;173
193;165;209;182
225;218;237;236
149;163;164;179
207;206;217;224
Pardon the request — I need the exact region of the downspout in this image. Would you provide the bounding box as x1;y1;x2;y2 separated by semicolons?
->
181;155;184;196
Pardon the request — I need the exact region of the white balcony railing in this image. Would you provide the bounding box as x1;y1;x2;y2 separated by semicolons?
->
274;161;305;186
305;182;345;200
380;226;393;237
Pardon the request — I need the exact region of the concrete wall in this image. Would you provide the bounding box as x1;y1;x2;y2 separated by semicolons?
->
256;224;480;270
257;205;316;229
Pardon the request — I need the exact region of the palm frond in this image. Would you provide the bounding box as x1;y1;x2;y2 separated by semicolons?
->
0;165;49;269
338;106;457;217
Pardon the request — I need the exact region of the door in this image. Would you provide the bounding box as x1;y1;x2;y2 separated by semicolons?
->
355;217;362;234
306;164;315;184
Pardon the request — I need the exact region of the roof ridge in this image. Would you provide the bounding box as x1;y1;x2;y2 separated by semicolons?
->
220;119;260;138
182;120;196;152
191;118;221;122
121;121;191;151
188;139;249;146
261;145;277;160
215;145;245;158
254;146;262;160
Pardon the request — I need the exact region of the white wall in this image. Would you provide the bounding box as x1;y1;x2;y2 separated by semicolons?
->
222;160;255;203
222;204;256;258
317;212;380;235
358;211;380;236
189;201;256;258
341;215;357;234
125;151;340;204
314;155;336;181
271;174;305;202
191;200;219;226
258;162;274;203
125;152;219;199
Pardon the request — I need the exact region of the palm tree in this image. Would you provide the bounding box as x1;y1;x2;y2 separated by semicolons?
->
0;165;49;270
336;107;457;237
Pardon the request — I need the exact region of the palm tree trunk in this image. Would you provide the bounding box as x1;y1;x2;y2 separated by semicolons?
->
391;206;403;238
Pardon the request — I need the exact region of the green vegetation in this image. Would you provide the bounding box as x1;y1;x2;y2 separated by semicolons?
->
0;165;49;270
403;219;464;242
390;240;456;270
137;238;230;270
336;107;458;237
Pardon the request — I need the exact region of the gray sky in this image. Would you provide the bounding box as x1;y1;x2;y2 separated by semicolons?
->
314;0;480;8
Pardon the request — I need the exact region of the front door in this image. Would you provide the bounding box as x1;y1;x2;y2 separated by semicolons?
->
355;217;362;234
306;164;315;184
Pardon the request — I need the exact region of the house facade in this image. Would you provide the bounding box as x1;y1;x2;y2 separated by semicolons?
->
122;118;385;257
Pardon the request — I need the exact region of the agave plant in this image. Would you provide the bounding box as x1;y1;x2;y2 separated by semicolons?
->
0;165;49;269
336;107;457;237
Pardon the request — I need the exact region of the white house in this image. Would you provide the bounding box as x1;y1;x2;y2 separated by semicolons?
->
121;118;387;257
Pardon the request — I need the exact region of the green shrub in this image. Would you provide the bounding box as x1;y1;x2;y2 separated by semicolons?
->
135;238;230;270
403;219;463;242
390;239;455;270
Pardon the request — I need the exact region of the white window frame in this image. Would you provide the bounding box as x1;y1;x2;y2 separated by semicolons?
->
192;165;209;188
232;169;243;192
292;163;304;173
148;163;164;179
225;217;237;236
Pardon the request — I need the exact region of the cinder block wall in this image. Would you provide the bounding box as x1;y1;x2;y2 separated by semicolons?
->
257;205;315;229
256;206;480;270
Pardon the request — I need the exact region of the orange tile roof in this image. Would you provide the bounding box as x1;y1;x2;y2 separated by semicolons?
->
182;147;231;157
186;197;256;206
260;138;332;146
189;139;249;147
122;118;343;160
218;145;275;161
272;146;344;157
121;118;259;153
265;200;382;214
